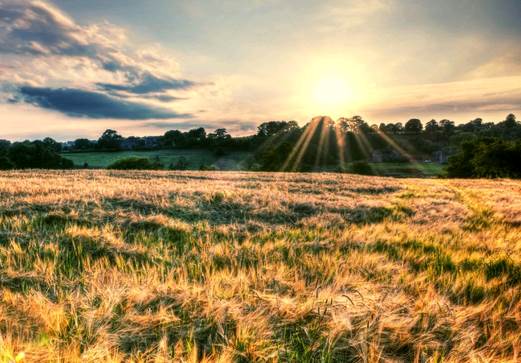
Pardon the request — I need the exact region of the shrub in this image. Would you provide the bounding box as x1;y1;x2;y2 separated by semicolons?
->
170;157;190;170
107;157;163;170
0;155;14;170
7;141;73;169
214;148;227;157
199;164;217;171
447;139;521;178
349;161;374;175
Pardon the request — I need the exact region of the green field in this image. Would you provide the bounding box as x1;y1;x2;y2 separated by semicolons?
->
63;150;446;176
366;162;445;177
62;150;252;170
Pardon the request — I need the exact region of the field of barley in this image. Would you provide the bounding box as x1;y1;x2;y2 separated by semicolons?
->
0;170;520;362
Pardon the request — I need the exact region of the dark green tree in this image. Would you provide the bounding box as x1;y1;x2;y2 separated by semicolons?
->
404;119;423;134
98;129;123;150
74;138;93;150
257;121;298;137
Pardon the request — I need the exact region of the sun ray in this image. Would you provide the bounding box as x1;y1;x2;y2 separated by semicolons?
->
314;117;333;169
373;128;416;162
373;129;428;174
282;117;320;171
358;132;373;157
333;124;346;168
351;131;371;160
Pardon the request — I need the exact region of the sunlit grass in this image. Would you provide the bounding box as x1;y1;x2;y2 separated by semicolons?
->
0;170;520;362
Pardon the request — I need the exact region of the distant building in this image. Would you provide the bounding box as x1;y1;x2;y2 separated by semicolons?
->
371;150;383;163
61;141;76;151
120;136;162;150
120;137;143;150
432;149;454;164
62;140;97;151
142;136;162;149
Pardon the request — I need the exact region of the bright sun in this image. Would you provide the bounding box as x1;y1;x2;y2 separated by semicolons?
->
313;77;353;107
309;75;355;117
293;57;367;118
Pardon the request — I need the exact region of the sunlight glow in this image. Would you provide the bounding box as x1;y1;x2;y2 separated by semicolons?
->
312;76;354;114
294;56;369;119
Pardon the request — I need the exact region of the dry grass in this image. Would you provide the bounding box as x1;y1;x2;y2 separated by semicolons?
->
0;170;520;362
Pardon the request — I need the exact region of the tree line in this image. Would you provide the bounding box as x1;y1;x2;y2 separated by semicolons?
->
1;113;520;177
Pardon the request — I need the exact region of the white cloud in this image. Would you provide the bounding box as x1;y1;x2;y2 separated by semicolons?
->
0;0;198;118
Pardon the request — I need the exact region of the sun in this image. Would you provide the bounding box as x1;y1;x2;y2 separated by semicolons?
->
291;57;367;118
310;75;355;117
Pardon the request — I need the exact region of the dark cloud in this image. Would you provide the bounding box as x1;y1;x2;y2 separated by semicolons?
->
0;0;201;115
104;91;185;103
97;73;196;94
154;94;184;103
18;86;191;120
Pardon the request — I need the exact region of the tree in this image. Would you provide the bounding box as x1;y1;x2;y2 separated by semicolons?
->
98;129;123;150
172;127;207;147
163;130;185;148
257;121;298;137
43;137;62;152
187;128;206;142
447;138;521;178
0;140;14;170
74;138;93;150
393;123;404;133
336;118;350;133
348;116;368;133
404;118;423;134
472;140;521;178
255;141;295;171
208;128;231;140
458;118;483;133
8;141;73;169
439;119;455;135
0;156;14;170
499;113;518;129
0;140;10;154
425;120;440;133
378;123;402;134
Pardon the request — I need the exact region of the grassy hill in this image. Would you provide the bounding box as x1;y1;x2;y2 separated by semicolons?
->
0;171;520;362
61;150;445;177
61;150;252;170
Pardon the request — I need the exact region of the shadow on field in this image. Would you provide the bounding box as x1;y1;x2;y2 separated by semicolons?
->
167;196;414;226
348;186;401;195
104;198;163;215
60;234;158;270
0;273;51;294
1;196;414;228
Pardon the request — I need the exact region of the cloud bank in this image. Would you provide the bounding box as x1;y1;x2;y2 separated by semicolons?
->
19;86;190;119
0;0;196;120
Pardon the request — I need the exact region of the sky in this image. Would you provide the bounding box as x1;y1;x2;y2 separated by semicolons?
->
1;0;521;141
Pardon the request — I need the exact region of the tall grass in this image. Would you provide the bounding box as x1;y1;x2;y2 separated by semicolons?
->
0;170;520;362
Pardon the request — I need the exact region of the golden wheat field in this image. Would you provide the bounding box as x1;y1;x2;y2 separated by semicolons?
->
0;170;520;362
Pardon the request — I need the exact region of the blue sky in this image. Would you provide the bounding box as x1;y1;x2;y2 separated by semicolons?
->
1;0;520;140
